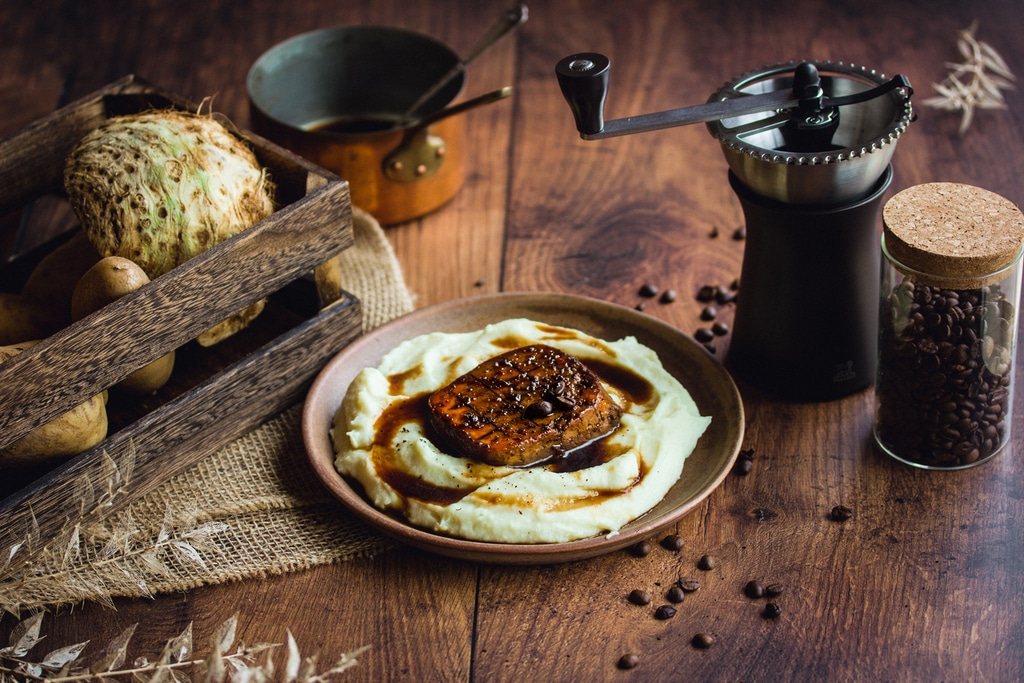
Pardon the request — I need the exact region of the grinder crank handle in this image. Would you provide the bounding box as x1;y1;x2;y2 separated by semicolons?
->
555;53;914;141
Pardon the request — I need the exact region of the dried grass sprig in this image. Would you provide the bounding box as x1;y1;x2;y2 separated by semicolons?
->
922;21;1016;133
0;612;368;682
0;501;227;616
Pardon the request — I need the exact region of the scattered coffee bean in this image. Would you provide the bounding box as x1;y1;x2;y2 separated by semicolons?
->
831;505;854;522
744;580;764;599
763;602;782;619
692;633;715;649
659;289;677;304
473;278;486;287
739;448;755;460
666;585;686;603
697;285;717;302
733;458;753;476
661;534;685;551
709;226;720;238
715;286;737;305
700;305;718;321
629;540;653;557
617;653;640;670
628;589;652;606
764;583;785;598
694;328;714;343
703;343;717;355
678;578;701;592
711;321;729;336
730;278;740;291
654;605;677;620
732;226;746;240
635;302;646;311
697;554;715;570
639;283;659;298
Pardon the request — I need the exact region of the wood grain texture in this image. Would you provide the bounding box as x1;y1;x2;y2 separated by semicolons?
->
2;0;1023;681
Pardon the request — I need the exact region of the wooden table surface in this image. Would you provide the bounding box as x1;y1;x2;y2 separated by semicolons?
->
2;0;1023;680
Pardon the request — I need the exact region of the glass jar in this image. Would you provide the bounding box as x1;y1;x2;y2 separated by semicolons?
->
875;183;1024;469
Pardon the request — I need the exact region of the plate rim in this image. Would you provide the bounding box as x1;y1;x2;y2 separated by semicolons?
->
302;291;745;564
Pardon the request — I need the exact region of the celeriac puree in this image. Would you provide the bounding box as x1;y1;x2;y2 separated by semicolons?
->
332;318;710;543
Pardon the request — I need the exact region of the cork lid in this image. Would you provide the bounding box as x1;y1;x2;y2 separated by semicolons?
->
882;182;1024;287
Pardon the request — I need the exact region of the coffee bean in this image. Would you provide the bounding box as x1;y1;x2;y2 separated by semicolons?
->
654;605;677;620
524;400;553;419
692;633;715;649
732;226;746;240
733;459;753;476
628;589;652;606
744;580;764;599
661;534;685;551
617;653;640;670
635;302;646;311
697;285;717;302
678;578;701;592
711;321;729;336
697;554;715;570
700;305;718;321
666;585;686;603
715;286;737;305
763;602;782;619
659;289;677;304
709;226;720;238
831;505;854;522
703;343;717;355
639;283;658;298
629;540;653;557
764;584;785;598
739;448;755;460
695;328;714;343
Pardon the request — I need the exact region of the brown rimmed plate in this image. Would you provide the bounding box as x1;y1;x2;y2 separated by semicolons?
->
302;292;745;564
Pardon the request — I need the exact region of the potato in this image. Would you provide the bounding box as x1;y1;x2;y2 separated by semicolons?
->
196;298;266;347
0;342;109;467
0;292;63;345
72;256;176;395
71;255;150;320
21;230;100;315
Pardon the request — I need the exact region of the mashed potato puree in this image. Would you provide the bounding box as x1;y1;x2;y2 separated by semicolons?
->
332;318;711;544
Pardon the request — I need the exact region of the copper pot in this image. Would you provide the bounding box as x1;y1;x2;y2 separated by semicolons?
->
247;26;471;225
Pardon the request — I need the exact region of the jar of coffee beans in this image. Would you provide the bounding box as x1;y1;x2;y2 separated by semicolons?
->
875;183;1024;469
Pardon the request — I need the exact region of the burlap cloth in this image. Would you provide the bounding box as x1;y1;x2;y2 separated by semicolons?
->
3;208;413;612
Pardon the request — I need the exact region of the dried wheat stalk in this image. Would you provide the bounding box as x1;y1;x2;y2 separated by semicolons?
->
922;21;1015;133
0;612;368;682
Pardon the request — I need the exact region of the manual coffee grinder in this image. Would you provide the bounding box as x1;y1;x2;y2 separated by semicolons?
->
556;55;914;401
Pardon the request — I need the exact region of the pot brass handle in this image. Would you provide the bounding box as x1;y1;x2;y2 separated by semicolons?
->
384;87;512;182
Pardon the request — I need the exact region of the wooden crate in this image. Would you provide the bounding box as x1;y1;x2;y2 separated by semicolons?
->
0;75;361;550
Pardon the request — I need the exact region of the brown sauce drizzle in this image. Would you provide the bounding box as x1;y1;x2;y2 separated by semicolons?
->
372;349;656;507
387;365;424;395
583;358;654;405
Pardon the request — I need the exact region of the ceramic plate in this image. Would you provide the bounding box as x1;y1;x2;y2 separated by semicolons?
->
302;292;745;564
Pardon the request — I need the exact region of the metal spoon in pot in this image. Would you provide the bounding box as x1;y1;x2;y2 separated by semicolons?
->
408;86;512;129
398;3;527;124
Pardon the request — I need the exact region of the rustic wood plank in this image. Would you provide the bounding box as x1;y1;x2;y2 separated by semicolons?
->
2;1;1024;682
465;1;1024;681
